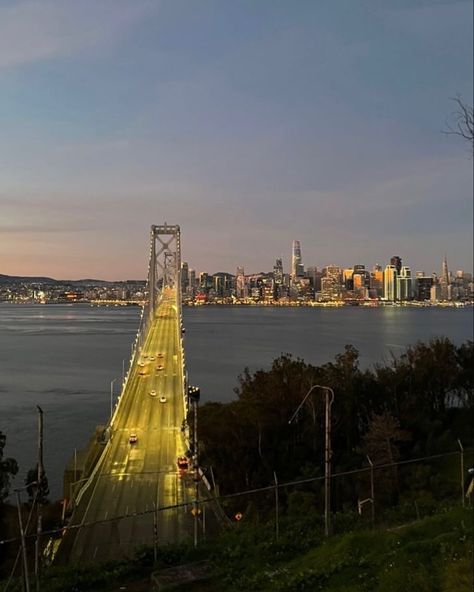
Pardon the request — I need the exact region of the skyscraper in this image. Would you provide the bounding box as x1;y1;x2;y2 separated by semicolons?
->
273;258;283;299
370;265;384;298
390;256;402;275
236;266;247;299
439;255;451;301
321;265;342;300
397;266;412;301
291;240;304;278
189;268;196;296
384;265;398;301
181;261;189;292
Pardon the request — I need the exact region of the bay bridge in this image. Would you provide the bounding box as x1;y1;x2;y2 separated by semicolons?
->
58;224;206;562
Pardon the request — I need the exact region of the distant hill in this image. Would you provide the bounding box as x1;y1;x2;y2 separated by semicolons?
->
0;274;111;285
0;274;58;284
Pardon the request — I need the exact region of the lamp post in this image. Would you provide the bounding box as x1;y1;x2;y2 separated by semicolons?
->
289;384;335;536
35;406;44;592
15;485;36;592
188;385;201;547
110;378;118;418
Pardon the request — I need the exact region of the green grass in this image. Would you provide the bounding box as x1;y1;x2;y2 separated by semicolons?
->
211;506;473;592
1;505;472;592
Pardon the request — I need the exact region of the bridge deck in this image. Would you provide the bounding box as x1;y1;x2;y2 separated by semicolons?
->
60;289;194;563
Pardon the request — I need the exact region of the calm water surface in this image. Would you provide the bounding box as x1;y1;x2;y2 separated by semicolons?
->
1;303;472;497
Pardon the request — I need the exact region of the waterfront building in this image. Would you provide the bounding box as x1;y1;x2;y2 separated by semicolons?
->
430;282;441;303
343;268;354;290
273;258;284;299
306;266;321;293
397;266;412;301
189;269;196;295
370;265;384;298
415;275;432;301
439;255;451;301
353;271;368;299
236;266;247;299
321;265;342;301
199;272;209;292
212;272;233;298
181;262;189;293
251;286;262;301
383;265;398;301
390;256;402;275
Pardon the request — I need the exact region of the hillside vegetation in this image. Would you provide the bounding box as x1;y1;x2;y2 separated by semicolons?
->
1;505;471;591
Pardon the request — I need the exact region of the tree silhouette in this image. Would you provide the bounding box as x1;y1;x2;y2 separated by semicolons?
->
0;432;18;503
25;464;49;505
445;96;474;155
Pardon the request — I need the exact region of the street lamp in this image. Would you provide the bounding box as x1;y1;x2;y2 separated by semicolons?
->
110;378;118;418
188;385;201;548
289;384;335;536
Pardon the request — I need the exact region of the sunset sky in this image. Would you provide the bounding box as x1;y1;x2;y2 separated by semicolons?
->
1;0;472;280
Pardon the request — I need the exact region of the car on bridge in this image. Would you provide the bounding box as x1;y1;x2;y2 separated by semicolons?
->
177;456;189;470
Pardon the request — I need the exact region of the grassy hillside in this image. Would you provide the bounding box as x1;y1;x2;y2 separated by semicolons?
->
215;506;473;591
2;505;471;591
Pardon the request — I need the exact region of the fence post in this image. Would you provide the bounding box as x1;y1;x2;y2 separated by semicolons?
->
367;455;375;523
274;471;279;542
153;502;158;564
457;439;465;507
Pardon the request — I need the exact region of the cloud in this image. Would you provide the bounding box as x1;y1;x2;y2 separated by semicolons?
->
0;0;155;71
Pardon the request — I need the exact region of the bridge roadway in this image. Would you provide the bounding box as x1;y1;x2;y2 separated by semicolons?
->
60;289;195;563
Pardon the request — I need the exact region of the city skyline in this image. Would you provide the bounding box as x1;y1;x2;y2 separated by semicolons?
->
0;240;474;283
1;246;471;283
1;1;473;279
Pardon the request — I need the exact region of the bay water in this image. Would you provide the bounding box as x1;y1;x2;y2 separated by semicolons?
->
1;303;472;498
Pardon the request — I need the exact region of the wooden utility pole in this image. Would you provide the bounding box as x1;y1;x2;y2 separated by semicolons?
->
35;406;44;591
15;490;31;592
274;472;279;541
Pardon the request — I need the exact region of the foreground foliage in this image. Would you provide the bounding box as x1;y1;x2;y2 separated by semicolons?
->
1;504;471;591
215;506;473;592
198;339;474;500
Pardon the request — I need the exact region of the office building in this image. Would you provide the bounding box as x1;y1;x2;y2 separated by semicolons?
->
390;256;402;275
384;265;398;301
439;255;451;301
321;265;342;300
181;262;189;293
415;275;432;301
370;265;384;298
397;266;412;301
291;240;305;279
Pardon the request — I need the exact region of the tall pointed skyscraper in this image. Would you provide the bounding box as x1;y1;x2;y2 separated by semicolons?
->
440;255;451;301
291;240;304;278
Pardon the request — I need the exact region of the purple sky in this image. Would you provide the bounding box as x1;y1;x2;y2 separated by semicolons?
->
0;0;472;280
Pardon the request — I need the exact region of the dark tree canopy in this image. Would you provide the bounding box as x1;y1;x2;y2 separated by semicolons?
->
0;431;19;503
198;339;473;497
25;464;50;505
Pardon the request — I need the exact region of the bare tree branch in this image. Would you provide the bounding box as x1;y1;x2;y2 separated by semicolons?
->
444;95;474;155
